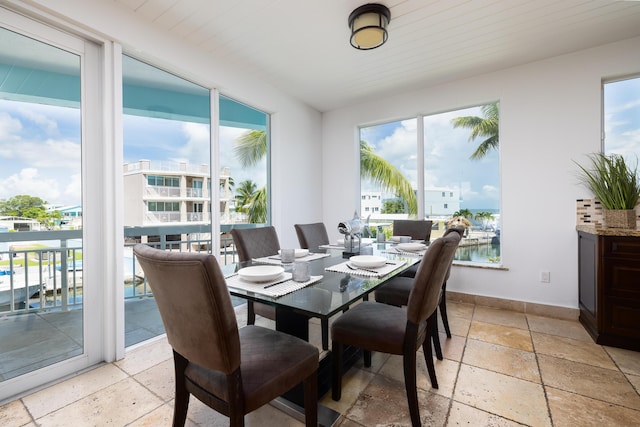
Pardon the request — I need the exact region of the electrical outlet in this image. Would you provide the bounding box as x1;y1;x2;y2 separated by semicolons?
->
540;271;550;283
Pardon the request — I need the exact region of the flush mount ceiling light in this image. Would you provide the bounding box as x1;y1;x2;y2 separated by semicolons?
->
348;3;391;50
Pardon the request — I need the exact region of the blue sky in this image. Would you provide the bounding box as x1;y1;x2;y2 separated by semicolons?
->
1;78;639;210
360;106;501;210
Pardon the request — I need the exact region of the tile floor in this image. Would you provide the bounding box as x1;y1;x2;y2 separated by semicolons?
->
2;300;640;426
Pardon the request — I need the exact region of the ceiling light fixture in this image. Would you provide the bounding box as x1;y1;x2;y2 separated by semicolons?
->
348;3;391;50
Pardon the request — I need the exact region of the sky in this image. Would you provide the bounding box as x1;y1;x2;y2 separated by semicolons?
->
360;106;501;210
0;79;639;210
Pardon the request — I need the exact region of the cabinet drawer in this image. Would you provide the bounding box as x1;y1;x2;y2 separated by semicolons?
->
602;258;640;297
603;236;640;257
603;297;640;339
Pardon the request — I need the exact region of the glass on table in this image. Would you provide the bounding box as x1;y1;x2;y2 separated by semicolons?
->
292;261;310;282
280;248;295;263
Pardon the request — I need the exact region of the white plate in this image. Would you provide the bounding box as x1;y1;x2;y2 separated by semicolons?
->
278;248;309;258
349;255;387;268
391;235;412;242
397;242;426;252
238;265;285;282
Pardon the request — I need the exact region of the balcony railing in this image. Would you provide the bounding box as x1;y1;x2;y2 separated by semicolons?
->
0;224;261;315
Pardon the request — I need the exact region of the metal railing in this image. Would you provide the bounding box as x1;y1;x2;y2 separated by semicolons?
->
0;223;262;315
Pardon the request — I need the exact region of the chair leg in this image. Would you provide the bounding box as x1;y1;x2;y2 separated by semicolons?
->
432;311;443;361
364;350;372;367
303;371;318;427
247;300;256;325
440;281;451;338
172;351;190;427
403;351;421;427
422;314;439;389
321;318;329;351
332;341;343;401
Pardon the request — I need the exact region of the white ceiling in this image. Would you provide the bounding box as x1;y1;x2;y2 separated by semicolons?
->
113;0;640;112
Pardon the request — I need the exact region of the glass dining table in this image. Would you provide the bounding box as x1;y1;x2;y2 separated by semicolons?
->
222;244;422;425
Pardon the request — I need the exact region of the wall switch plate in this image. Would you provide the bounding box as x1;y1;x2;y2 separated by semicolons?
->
540;271;550;283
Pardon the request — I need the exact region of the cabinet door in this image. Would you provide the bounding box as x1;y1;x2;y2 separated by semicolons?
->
578;232;597;317
602;257;640;338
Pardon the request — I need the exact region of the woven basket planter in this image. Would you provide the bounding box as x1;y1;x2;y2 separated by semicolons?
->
603;209;637;229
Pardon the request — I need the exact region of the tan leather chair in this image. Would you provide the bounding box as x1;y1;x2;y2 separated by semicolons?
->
133;244;318;427
393;219;433;242
376;226;464;359
231;226;280;325
294;222;330;252
331;232;460;427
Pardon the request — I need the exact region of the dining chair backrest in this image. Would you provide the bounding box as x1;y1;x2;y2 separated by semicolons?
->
133;244;240;374
406;232;461;324
294;222;330;251
393;219;433;242
231;226;281;262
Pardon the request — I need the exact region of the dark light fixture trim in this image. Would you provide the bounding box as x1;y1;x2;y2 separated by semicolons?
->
348;3;391;50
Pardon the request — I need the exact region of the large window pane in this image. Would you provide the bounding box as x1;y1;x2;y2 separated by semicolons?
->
424;104;501;264
122;55;211;347
604;76;640;163
0;26;83;381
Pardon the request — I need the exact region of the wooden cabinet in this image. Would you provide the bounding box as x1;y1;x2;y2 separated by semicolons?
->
578;230;640;351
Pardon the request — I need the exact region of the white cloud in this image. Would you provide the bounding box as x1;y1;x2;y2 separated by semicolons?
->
0;168;61;202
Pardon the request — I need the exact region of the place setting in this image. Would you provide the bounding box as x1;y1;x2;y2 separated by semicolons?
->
225;263;322;297
325;254;406;278
384;240;428;256
252;248;331;265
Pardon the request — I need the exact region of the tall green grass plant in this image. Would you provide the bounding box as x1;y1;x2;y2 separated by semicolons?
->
575;153;640;210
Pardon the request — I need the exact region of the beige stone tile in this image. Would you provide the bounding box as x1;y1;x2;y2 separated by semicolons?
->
473;306;528;330
437;332;466;362
319;367;375;415
524;303;578;321
127;403;176;427
345;374;449;427
133;358;174;402
628;373;640;394
448;316;471;338
377;353;460;398
0;400;32;427
446;401;524;426
532;332;617;370
468;321;533;352
350;351;390;374
22;363;128;419
474;297;525;313
35;378;163;427
442;300;475;321
187;396;303;426
115;337;172;375
453;364;550;427
446;291;476;305
547;386;640;427
462;338;540;383
605;346;640;376
526;314;592;342
538;354;640;410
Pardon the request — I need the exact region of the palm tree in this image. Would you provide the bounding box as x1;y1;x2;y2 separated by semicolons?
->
452;208;473;219
360;141;417;215
235;180;257;213
451;102;499;160
232;130;418;218
474;211;495;230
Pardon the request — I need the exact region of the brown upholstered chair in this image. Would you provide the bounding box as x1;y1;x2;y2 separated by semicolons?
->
331;232;460;427
231;227;280;325
133;244;319;427
294;222;330;252
375;226;464;359
393;219;433;242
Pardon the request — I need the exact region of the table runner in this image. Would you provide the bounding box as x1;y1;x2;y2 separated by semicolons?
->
225;272;323;298
253;252;331;265
325;259;406;278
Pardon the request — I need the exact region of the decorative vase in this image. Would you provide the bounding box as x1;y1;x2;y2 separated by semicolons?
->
603;209;637;229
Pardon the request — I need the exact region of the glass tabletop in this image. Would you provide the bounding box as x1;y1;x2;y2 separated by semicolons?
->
223;246;421;320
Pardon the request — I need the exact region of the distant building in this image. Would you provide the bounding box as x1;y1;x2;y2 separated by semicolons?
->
361;187;461;219
0;216;41;232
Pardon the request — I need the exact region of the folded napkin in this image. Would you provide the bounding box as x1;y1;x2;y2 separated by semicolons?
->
325;260;406;278
319;244;347;250
225;272;323;298
253;252;331;265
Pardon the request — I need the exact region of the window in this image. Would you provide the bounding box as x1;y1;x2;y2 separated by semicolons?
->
147;175;179;187
359;103;501;265
604;76;640;161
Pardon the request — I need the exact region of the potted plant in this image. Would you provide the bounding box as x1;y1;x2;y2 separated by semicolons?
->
575;152;640;229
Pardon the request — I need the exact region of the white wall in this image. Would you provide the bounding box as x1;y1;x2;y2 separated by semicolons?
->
21;0;323;248
322;36;640;309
